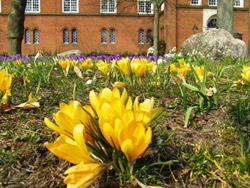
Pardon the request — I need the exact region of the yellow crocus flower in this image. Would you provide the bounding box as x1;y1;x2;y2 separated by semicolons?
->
64;162;108;188
130;59;147;83
112;81;127;88
44;100;95;140
241;65;250;83
96;60;111;75
16;93;40;109
119;122;152;164
147;61;157;74
193;65;213;82
0;69;12;104
116;57;130;76
80;58;93;69
45;124;95;164
46;124;108;188
132;96;163;125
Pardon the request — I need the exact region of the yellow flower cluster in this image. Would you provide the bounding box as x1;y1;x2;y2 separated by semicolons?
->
0;69;13;104
116;58;156;83
45;88;162;188
79;58;93;69
96;60;112;75
241;65;250;83
193;65;214;82
170;59;191;77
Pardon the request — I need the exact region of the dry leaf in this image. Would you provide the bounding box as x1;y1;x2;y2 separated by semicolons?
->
74;66;83;79
0;103;16;112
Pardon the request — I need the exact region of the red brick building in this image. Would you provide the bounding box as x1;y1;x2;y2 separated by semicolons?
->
0;0;249;55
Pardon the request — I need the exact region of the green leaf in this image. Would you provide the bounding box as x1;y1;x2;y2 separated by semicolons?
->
184;106;198;128
182;83;199;92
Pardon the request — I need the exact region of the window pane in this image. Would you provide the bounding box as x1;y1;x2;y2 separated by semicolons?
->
138;29;144;44
64;0;71;12
33;29;39;44
72;29;77;43
26;0;33;12
110;29;115;44
191;0;199;5
26;0;40;12
101;0;116;13
147;29;152;44
207;19;217;28
33;0;39;11
101;29;107;43
63;29;69;43
234;0;241;6
71;0;77;11
208;0;217;6
138;0;152;14
25;29;31;44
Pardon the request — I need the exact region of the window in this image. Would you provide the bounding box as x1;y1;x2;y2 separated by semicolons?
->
0;0;1;13
26;0;40;12
138;0;153;14
190;0;201;5
147;29;152;44
101;0;116;13
234;0;244;7
138;29;144;44
101;29;107;44
63;29;69;44
161;3;165;11
207;19;217;28
63;0;78;13
110;29;115;44
33;29;39;44
208;0;217;6
72;29;77;44
25;29;31;44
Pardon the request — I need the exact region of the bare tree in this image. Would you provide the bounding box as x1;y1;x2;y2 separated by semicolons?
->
7;0;27;56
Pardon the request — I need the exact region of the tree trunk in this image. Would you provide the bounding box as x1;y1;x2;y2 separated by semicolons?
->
217;0;234;35
153;1;159;56
7;0;27;56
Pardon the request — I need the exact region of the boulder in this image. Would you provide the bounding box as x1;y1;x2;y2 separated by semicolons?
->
57;50;83;57
181;29;248;61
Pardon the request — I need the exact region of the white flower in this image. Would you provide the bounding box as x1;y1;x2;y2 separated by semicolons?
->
85;76;96;85
157;58;162;64
34;51;42;60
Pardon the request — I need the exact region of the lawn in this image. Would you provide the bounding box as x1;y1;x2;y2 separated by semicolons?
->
0;53;249;188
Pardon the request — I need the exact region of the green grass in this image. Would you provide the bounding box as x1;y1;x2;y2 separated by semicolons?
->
0;54;250;187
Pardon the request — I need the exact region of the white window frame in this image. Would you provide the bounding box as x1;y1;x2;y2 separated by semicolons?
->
138;0;153;14
190;0;202;6
100;0;117;13
208;0;217;6
234;0;244;7
62;0;79;13
0;0;1;13
25;0;40;13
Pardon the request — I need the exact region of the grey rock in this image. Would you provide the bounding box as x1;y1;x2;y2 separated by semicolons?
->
181;29;248;61
57;50;83;57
